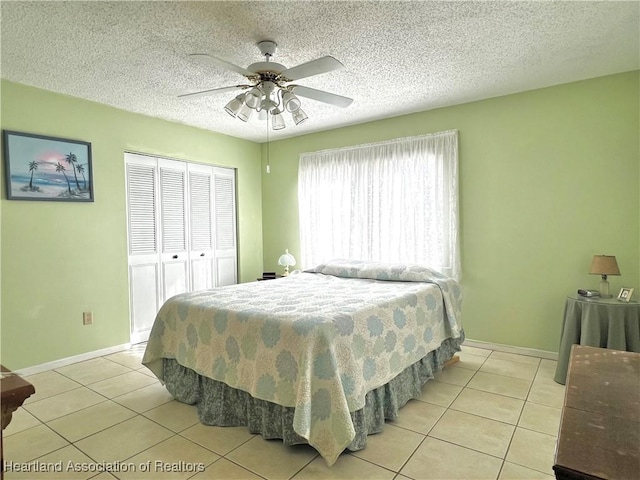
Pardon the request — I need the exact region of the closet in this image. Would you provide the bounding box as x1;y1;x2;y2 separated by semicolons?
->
125;153;237;343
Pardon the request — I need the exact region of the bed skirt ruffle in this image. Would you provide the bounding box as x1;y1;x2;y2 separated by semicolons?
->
163;333;464;454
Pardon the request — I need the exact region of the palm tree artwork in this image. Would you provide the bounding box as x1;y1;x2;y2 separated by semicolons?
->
75;163;87;190
28;161;38;190
65;152;82;190
5;131;93;201
55;162;72;194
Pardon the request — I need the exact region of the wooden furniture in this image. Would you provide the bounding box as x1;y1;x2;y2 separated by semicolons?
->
554;295;640;384
257;273;282;281
1;365;36;479
553;345;640;480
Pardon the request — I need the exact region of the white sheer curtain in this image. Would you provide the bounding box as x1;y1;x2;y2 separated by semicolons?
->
298;130;460;280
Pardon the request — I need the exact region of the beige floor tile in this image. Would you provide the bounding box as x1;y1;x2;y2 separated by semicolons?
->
136;367;159;378
518;402;562;436
3;408;42;436
112;382;174;413
47;400;136;442
451;351;488;371
418;380;463;407
143;400;199;432
3;424;69;463
430;410;515;458
190;458;263;480
389;399;445;434
24;370;82;403
24;387;106;422
479;359;538;381
226;436;318;480
488;351;541;366
499;461;554;479
74;416;173;463
4;445;97;480
103;350;145;369
88;370;158;398
180;423;254;456
467;372;531;400
460;345;492;358
450;388;524;425
117;435;219;479
434;366;475;386
538;359;558;373
293;454;395;480
350;424;423;471
400;437;503;479
505;428;557;476
55;358;132;385
527;380;566;408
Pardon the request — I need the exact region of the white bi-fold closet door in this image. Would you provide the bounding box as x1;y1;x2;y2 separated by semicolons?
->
125;152;237;344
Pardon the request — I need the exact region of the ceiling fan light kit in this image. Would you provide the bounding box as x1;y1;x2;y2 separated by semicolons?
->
183;40;353;131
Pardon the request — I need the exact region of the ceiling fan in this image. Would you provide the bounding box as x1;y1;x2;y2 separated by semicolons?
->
179;40;353;130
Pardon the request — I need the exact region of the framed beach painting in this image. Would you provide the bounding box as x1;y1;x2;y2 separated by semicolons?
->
3;130;94;202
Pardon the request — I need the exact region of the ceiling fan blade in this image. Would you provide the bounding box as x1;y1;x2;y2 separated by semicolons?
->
280;56;344;81
188;53;256;78
292;85;353;108
178;85;249;99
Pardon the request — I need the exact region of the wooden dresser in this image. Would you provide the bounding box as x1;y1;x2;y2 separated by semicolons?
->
1;365;36;480
553;345;640;480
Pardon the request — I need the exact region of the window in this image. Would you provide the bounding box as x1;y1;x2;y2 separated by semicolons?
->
298;130;460;280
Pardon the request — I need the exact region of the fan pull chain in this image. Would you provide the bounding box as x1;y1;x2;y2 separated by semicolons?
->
266;111;271;174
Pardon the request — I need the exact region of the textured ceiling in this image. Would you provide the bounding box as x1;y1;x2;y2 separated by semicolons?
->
1;1;638;143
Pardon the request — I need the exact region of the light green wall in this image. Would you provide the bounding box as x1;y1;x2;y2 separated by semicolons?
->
0;80;263;370
261;71;640;353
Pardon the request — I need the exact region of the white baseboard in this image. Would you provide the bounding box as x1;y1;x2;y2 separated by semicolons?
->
464;338;558;361
14;343;132;376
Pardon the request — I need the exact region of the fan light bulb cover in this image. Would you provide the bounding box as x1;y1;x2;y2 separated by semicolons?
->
292;108;308;125
245;88;262;109
272;110;286;130
236;103;253;122
224;95;244;117
283;92;301;112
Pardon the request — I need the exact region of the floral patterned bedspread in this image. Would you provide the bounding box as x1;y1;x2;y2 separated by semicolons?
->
143;260;463;465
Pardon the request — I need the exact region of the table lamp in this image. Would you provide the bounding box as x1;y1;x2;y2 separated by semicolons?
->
589;255;620;298
278;249;296;276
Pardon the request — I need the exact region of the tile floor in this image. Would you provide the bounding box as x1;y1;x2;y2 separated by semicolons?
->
3;344;565;480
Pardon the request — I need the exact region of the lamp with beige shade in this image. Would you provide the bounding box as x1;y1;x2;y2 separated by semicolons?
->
589;255;620;298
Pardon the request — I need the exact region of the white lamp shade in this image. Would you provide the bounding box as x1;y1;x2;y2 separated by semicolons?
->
278;249;296;267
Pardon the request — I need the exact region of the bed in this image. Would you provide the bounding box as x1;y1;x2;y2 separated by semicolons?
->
142;260;464;465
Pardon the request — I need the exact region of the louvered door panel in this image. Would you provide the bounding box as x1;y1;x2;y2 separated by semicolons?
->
188;163;215;291
213;167;237;286
125;153;161;344
159;159;189;300
160;167;187;252
127;164;157;255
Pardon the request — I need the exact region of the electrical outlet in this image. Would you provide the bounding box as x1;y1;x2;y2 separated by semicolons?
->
83;311;93;325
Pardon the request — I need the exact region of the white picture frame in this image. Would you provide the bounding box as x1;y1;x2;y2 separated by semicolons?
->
617;287;634;303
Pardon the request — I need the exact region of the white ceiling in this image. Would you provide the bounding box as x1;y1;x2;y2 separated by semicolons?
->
1;1;638;143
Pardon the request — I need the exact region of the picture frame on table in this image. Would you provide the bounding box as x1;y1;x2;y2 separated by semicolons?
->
617;287;634;303
3;130;93;202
